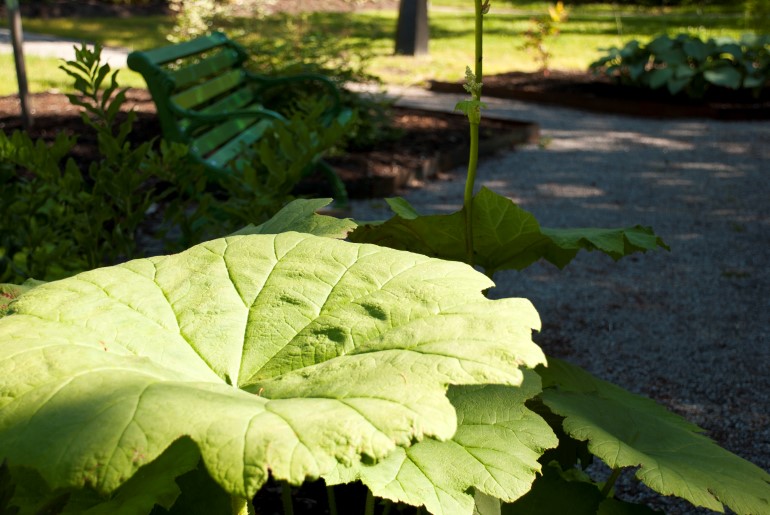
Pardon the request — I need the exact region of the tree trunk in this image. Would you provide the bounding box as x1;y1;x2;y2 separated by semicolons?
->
394;0;429;56
6;0;33;129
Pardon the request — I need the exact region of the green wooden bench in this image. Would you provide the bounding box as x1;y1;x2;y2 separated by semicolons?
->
126;31;348;203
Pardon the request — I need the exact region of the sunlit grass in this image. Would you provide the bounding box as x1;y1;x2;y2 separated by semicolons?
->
0;54;147;96
0;3;762;93
13;15;173;50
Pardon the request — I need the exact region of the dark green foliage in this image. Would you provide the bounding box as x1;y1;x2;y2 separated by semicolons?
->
744;0;770;32
590;33;770;98
502;462;663;514
218;107;354;226
0;43;357;284
246;14;402;151
0;44;216;281
150;460;232;515
0;461;18;515
0;126;207;282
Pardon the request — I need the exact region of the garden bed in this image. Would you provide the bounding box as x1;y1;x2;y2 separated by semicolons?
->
0;89;538;198
430;70;770;120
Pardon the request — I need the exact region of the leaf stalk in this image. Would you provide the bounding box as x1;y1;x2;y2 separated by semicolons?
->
281;481;295;515
364;489;376;515
600;467;622;498
463;0;486;266
327;485;338;515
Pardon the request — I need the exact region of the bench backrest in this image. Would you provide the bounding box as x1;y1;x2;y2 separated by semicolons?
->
127;32;255;144
127;33;350;204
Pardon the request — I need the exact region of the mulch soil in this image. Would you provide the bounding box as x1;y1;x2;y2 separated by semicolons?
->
432;69;770;120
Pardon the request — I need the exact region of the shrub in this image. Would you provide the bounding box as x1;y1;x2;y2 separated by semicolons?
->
0;42;348;283
0;52;208;283
520;1;570;75
245;14;401;151
590;33;770;98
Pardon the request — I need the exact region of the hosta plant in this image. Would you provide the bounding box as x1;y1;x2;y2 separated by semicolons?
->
590;33;770;98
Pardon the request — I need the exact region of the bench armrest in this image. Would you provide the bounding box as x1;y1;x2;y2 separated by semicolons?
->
172;105;288;133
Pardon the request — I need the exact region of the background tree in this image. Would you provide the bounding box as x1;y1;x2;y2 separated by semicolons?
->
395;0;429;55
5;0;32;128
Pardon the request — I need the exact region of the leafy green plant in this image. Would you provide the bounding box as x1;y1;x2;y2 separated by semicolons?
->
217;105;355;226
1;4;770;515
346;2;770;513
245;15;401;152
0;44;213;282
167;0;226;43
0;221;547;515
590;33;770;98
520;1;569;75
2;42;350;283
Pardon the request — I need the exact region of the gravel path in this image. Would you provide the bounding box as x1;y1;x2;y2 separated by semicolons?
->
351;88;770;513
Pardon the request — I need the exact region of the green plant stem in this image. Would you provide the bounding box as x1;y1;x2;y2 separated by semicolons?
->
231;495;255;515
364;489;376;515
463;123;479;266
281;481;294;515
463;0;485;266
600;467;623;498
327;485;338;515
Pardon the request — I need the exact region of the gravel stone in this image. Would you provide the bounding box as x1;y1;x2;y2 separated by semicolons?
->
351;88;770;514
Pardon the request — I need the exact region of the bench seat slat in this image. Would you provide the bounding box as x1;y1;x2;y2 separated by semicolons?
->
171;69;246;110
206;120;273;168
200;85;255;114
192;113;266;156
177;86;259;136
170;49;242;90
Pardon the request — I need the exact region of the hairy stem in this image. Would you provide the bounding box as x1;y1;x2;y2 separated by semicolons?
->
600;467;623;498
364;489;376;515
281;482;294;515
463;123;479;266
231;495;255;515
463;0;485;266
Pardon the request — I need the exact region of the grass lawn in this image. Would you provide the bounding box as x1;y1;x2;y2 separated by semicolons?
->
0;1;762;95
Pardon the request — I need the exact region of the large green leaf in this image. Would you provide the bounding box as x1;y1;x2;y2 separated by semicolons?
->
0;280;44;319
350;208;467;262
326;372;558;515
538;359;770;514
0;233;544;506
231;198;356;238
539;226;668;269
349;188;667;275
